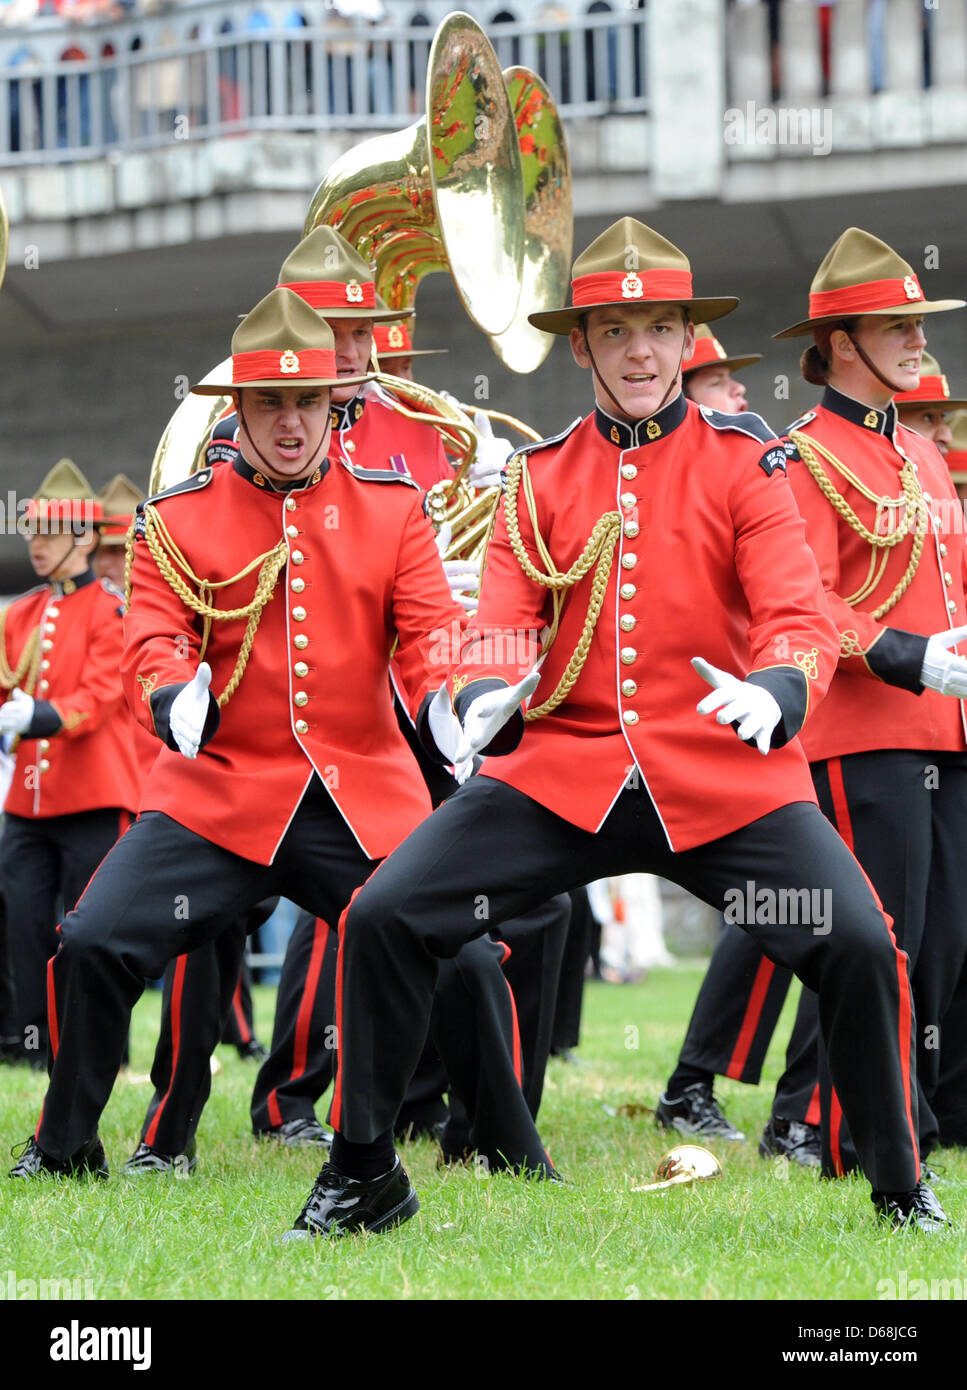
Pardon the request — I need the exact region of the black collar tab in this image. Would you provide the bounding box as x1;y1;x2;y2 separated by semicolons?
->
233;454;329;493
330;394;366;433
822;385;897;436
52;567;96;598
594;391;688;449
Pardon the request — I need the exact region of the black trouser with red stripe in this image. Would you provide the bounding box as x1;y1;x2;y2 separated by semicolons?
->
811;749;967;1172
666;918;818;1123
250;909;337;1132
551;888;595;1054
139;899;275;1155
247;699;566;1167
0;808;130;1062
334;779;921;1195
35;783;379;1160
249;896;567;1172
221;959;258;1050
34;779;547;1169
400;894;571;1158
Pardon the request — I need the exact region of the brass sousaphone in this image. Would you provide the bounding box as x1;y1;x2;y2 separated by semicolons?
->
149;11;573;571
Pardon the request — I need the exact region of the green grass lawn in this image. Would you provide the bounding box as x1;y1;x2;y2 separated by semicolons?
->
1;964;966;1303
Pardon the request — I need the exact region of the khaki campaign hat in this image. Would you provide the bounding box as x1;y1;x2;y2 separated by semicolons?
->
192;287;374;396
683;323;761;377
22;458;102;533
893;351;967;412
527;217;739;335
373;318;447;361
774;228;965;339
276;227;408;323
97;473;145;548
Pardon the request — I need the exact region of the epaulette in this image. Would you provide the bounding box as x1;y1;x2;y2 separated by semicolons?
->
698;405;778;444
509;417;583;464
141;470;214;509
135;470;214;537
346;464;420;489
786;409;817;432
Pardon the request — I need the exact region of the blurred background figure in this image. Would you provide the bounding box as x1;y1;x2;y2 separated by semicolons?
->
587;875;673;984
682;324;760;415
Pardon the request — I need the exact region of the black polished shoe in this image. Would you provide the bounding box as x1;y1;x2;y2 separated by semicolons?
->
872;1181;951;1233
656;1083;745;1141
9;1134;108;1180
237;1039;269;1063
257;1117;333;1147
758;1115;821;1167
121;1141;197;1177
283;1156;418;1239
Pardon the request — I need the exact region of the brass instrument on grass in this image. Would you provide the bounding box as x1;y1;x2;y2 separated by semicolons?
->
632;1145;724;1194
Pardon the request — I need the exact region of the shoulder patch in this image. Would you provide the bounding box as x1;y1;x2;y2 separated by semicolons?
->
347;464;420;489
758;445;788;477
781;437;801;463
786;409;817;432
206;439;240;468
510;417;583;463
698;406;778;444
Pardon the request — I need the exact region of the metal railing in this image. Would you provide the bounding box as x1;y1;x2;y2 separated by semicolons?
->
0;9;647;162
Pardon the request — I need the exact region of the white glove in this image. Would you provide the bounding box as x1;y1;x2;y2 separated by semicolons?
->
434;520;481;612
169;662;212;760
467;411;512;490
426;683;470;781
692;656;781;757
920;624;967;697
0;688;35;736
452;670;540;783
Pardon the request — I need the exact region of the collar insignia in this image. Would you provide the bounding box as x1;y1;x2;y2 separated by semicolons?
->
646;420;662;440
863;410;879;429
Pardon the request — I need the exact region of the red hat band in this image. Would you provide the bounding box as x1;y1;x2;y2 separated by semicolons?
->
686;335;730;370
279;279;376;310
571;268;694;309
809;274;924;320
375;323;412;353
231;348;337;384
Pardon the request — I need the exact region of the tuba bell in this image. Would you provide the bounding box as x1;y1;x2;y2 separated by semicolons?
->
304;11;526;342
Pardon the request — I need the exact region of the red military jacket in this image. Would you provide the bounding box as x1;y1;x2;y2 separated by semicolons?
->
782;387;967;763
447;395;840;852
327;383;453;490
124;452;465;865
0;570;142;818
